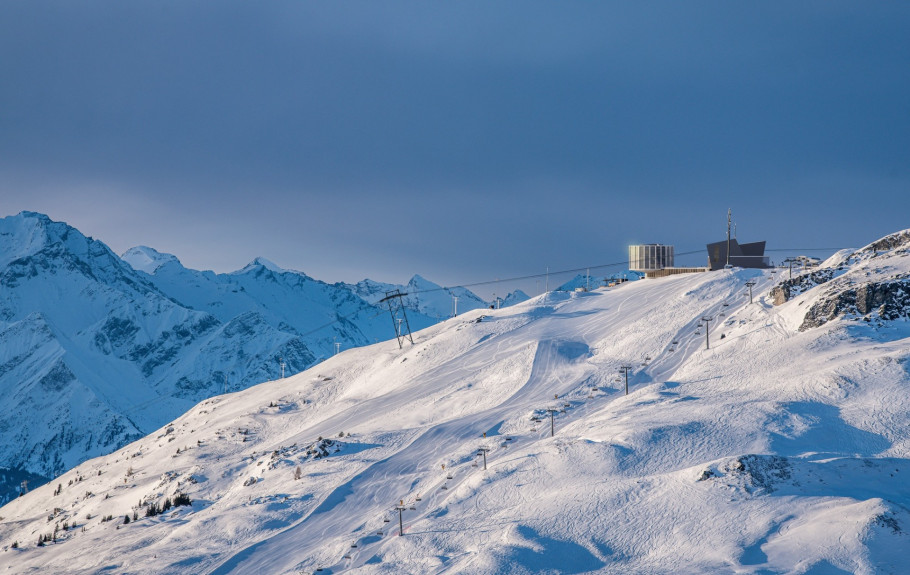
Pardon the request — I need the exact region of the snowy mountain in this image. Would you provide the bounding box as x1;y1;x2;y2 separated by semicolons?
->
501;289;530;307
0;213;422;504
340;275;527;318
556;271;642;292
4;227;910;574
119;246;434;359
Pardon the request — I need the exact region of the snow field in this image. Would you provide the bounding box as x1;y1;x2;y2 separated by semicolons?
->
3;252;910;574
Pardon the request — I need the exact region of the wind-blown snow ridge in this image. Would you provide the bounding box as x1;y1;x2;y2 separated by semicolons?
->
3;228;910;574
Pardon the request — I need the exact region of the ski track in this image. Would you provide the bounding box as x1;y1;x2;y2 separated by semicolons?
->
5;256;910;575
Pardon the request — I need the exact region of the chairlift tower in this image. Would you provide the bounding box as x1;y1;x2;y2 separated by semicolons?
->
395;503;407;536
619;365;633;395
378;290;415;349
477;447;490;470
546;408;559;437
702;316;713;349
745;280;757;304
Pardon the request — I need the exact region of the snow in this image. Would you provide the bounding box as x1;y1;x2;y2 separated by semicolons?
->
121;246;181;275
3;233;910;573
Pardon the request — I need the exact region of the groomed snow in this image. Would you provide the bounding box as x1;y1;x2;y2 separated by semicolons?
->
2;245;910;574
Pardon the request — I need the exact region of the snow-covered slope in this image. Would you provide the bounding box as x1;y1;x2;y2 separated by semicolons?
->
0;213;382;503
4;229;910;574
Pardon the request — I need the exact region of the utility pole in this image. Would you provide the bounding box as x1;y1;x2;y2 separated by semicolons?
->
395;503;406;536
745;280;757;304
546;408;558;437
702;316;713;349
619;365;633;395
477;447;490;470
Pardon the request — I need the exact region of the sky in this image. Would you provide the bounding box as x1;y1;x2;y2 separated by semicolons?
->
2;2;909;298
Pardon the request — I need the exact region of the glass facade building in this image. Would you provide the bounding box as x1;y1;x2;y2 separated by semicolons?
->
629;244;674;272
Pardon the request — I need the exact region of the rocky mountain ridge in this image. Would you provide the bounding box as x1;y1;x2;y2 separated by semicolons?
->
0;212;496;503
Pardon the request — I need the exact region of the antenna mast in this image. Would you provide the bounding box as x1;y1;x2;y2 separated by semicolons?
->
726;208;732;268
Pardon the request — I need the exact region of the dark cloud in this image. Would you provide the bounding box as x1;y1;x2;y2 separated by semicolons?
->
1;1;908;294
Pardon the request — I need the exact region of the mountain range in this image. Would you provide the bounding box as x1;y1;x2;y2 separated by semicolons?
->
2;226;909;573
0;212;522;502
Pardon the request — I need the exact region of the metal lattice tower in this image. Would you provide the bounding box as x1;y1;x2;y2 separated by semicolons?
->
378;289;415;349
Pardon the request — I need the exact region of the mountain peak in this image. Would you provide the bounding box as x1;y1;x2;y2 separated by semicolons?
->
121;246;181;274
407;274;439;288
1;211;92;269
236;257;288;275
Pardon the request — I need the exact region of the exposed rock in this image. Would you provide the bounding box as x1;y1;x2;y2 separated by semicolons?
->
770;269;835;305
862;230;910;254
799;280;910;330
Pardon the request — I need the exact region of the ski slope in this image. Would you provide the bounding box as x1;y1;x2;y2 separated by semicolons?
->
2;239;910;574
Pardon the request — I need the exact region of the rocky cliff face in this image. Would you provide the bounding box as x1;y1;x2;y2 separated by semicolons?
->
769;230;910;331
799;278;910;330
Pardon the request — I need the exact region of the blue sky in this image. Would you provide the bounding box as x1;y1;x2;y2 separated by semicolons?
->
2;2;908;297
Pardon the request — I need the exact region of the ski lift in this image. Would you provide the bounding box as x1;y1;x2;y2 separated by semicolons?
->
505;436;513;441
351;543;358;548
672;340;679;344
344;554;352;559
441;484;448;490
415;496;422;501
377;530;383;535
695;331;701;335
723;303;729;307
409;506;416;511
446;474;453;479
564;403;570;408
